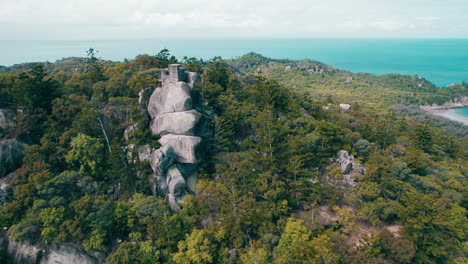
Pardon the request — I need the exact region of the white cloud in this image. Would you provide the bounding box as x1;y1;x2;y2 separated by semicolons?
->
338;20;366;30
0;0;466;39
370;20;414;31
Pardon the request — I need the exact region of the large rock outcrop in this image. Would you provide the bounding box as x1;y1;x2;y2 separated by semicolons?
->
144;64;210;211
148;82;193;118
329;150;366;188
332;150;355;174
0;234;102;264
0;109;15;130
0;172;15;191
0;139;27;178
39;244;101;264
158;135;205;164
151;110;208;137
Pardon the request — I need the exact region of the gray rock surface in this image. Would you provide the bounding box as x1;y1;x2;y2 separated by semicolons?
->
175;163;198;177
124;123;141;142
6;239;42;264
144;65;210;210
167;193;180;212
332;150;355;174
156;174;168;196
148;175;161;196
339;103;351;112
148;145;175;176
0;172;15;190
0;139;27;178
167;165;186;196
158;135;204;164
125;144;136;163
138;144;152;162
0;109;15;129
39;245;99;264
147;82;193;119
330;150;366;189
150;110;205;137
340;104;351;112
1;232;102;264
186;72;201;89
3;240;99;264
185;174;197;195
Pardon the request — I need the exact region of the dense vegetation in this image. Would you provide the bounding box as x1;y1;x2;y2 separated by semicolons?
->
0;50;466;264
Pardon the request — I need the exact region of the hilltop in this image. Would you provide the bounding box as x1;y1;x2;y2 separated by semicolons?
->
230;53;468;136
0;51;466;264
0;57;116;74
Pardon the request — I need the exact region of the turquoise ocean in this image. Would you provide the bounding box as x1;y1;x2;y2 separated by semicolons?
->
1;39;467;117
454;107;468;118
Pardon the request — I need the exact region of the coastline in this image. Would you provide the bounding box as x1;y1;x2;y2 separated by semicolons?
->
1;39;468;87
420;96;468;110
420;96;468;125
430;108;468;125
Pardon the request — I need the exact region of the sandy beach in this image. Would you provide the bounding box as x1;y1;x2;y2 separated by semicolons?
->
431;109;468;125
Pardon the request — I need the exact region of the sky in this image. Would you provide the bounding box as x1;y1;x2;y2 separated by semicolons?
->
0;0;467;39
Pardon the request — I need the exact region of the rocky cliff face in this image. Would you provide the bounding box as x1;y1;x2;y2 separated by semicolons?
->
0;139;27;178
140;64;210;211
329;150;366;189
0;233;102;264
0;109;15;130
420;96;468;111
39;245;101;264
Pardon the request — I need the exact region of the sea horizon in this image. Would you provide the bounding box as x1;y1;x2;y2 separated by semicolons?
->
1;38;468;88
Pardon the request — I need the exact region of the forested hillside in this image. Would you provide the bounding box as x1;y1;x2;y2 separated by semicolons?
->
230;53;468;137
0;50;466;264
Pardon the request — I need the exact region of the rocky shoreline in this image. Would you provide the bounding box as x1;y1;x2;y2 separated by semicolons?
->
420;96;468;111
420;96;468;125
